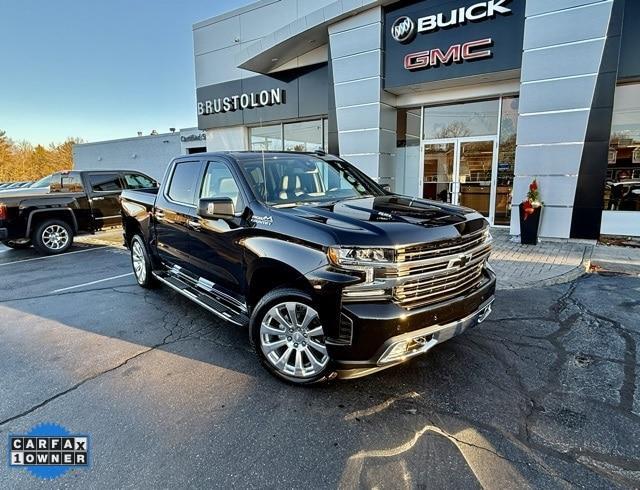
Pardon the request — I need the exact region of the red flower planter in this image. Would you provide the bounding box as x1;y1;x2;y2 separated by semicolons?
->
519;203;542;245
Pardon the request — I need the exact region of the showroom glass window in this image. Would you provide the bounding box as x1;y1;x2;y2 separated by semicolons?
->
495;96;519;225
250;125;282;151
604;84;640;212
423;99;499;139
250;119;328;152
284;120;323;152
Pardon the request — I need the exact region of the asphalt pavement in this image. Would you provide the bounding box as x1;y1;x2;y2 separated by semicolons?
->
0;239;638;489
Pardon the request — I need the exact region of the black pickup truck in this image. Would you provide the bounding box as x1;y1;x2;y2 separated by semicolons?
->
121;152;495;384
0;170;156;254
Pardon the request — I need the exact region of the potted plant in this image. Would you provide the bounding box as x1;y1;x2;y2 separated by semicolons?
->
519;179;542;245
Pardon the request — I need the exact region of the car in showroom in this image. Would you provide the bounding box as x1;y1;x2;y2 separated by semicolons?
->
120;152;495;384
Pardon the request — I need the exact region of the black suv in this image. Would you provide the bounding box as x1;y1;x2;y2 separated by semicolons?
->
121;152;495;384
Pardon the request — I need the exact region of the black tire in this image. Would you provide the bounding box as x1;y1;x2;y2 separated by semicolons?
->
32;219;73;255
2;239;31;249
130;235;158;289
249;288;336;385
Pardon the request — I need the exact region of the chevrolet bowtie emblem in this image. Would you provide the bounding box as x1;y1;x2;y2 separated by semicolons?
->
447;253;473;269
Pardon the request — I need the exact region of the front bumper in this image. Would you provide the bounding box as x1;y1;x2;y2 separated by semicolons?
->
0;228;7;240
330;269;496;379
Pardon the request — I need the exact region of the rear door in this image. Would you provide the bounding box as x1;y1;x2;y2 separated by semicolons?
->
154;160;204;271
85;172;124;228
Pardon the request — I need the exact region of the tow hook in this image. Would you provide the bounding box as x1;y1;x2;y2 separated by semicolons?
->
477;304;492;324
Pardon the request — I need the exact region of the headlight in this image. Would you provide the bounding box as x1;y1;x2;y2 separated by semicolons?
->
327;247;395;266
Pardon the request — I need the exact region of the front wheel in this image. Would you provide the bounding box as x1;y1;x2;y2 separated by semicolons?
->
32;219;73;255
250;289;336;385
130;235;158;289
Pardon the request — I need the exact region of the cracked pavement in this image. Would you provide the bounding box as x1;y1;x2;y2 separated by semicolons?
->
0;241;639;488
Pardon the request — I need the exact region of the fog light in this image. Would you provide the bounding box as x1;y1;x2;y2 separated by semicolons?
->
378;334;438;365
383;341;410;363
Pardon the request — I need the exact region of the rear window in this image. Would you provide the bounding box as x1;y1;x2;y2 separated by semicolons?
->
50;173;84;193
88;174;122;192
168;161;202;205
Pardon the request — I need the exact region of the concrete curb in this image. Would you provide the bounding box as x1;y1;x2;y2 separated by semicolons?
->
589;244;640;276
589;259;640;276
496;248;592;290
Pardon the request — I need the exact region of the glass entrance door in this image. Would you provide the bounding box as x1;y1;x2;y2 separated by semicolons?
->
421;137;498;223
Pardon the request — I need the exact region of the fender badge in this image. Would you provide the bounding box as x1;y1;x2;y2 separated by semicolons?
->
251;215;273;226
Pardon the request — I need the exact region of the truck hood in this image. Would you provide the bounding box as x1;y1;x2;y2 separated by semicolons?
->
276;195;487;246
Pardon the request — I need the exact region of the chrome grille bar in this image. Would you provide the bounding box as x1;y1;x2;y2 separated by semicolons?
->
397;228;488;262
391;229;492;309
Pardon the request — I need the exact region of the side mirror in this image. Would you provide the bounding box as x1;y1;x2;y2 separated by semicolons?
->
381;184;392;192
198;197;235;219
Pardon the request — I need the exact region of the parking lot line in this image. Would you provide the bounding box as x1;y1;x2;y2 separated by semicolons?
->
0;246;109;267
51;272;134;293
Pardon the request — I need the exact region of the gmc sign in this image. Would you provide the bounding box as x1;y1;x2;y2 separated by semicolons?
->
404;38;493;70
383;0;524;88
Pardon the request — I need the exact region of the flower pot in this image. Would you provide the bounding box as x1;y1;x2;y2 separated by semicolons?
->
519;203;542;245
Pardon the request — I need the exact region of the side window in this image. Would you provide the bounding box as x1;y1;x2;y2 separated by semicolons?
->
168;161;202;205
200;161;243;209
88;173;122;192
51;173;84;193
124;173;156;189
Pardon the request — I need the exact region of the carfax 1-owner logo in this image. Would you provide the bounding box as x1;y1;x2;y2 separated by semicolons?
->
8;423;90;480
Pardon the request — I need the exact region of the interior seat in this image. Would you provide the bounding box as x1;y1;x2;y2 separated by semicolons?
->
279;172;304;200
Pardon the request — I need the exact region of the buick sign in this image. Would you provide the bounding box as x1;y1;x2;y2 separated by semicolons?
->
391;16;416;43
390;0;512;43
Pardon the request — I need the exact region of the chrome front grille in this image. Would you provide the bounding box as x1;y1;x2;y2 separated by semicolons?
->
391;229;492;310
397;229;488;263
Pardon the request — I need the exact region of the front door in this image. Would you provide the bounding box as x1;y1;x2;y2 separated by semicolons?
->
186;159;247;298
421;137;497;224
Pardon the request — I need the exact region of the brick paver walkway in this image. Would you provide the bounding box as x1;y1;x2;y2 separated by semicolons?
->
489;228;592;290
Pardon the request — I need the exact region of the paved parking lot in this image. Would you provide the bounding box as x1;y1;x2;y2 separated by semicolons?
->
0;239;639;488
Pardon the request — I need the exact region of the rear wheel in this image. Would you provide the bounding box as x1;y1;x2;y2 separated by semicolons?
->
32;219;73;255
2;239;31;249
250;289;335;385
131;235;158;289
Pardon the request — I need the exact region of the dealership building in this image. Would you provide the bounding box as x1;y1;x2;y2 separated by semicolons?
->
75;0;640;238
73;127;207;181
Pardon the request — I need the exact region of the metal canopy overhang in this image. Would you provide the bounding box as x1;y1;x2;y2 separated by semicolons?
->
236;0;399;75
386;69;522;96
240;24;329;74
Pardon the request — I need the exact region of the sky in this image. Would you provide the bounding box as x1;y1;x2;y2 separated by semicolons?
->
0;0;253;146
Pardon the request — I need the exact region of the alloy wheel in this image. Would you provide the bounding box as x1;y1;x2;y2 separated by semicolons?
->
41;225;69;251
260;301;329;378
132;240;147;284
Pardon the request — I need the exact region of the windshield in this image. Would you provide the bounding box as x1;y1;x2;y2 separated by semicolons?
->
237;154;384;207
31;175;52;188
